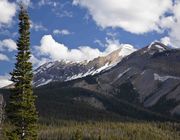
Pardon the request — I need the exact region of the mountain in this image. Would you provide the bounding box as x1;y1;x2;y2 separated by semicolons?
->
35;41;180;118
67;42;180;117
33;44;136;87
1;42;180;122
36;41;180;119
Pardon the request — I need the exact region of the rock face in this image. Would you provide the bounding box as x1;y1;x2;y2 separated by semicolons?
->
70;42;180;116
33;45;136;87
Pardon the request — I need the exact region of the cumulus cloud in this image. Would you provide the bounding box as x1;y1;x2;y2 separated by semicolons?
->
33;35;135;65
166;1;180;48
159;1;180;48
0;53;9;61
0;74;13;88
73;0;172;34
160;36;171;46
35;35;102;62
0;39;16;61
0;39;17;51
0;0;16;27
104;39;123;54
53;29;72;35
73;0;180;48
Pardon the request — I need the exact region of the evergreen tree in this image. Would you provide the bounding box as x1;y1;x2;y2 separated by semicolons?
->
6;4;38;140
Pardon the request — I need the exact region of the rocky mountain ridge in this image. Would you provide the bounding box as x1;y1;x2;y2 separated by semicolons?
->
33;44;136;87
55;42;180;116
2;42;180;120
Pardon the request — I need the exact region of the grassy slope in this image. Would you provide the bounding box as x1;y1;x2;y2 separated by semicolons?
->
38;121;180;140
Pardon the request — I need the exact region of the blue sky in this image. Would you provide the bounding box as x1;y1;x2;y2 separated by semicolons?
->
0;0;180;87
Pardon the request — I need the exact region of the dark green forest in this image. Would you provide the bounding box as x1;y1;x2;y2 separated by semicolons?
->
0;83;180;140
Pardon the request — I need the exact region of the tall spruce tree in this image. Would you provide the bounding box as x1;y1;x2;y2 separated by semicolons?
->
6;4;38;140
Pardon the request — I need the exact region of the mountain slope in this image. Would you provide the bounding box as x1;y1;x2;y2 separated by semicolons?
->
2;42;180;121
62;42;180;117
33;45;136;87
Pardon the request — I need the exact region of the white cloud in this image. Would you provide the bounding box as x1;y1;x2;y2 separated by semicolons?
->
106;32;118;38
38;0;58;7
73;0;172;34
35;35;102;62
0;0;16;27
159;16;175;29
0;39;16;62
30;21;47;32
53;29;72;35
104;39;122;54
94;39;104;47
0;30;18;38
55;10;73;18
160;37;171;46
0;39;17;51
159;1;180;48
0;53;9;61
166;1;180;48
30;54;50;68
33;35;135;64
73;0;180;48
38;0;73;18
0;74;13;88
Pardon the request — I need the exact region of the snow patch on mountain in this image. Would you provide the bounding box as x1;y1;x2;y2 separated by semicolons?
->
143;41;169;55
36;79;52;87
148;42;166;51
154;73;180;82
153;44;166;52
66;73;84;81
45;62;54;69
66;63;112;81
117;68;131;79
111;68;131;83
92;63;110;75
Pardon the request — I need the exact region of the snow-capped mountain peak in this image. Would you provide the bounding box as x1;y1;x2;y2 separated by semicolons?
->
142;41;170;55
33;45;137;87
119;44;137;57
148;41;168;51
